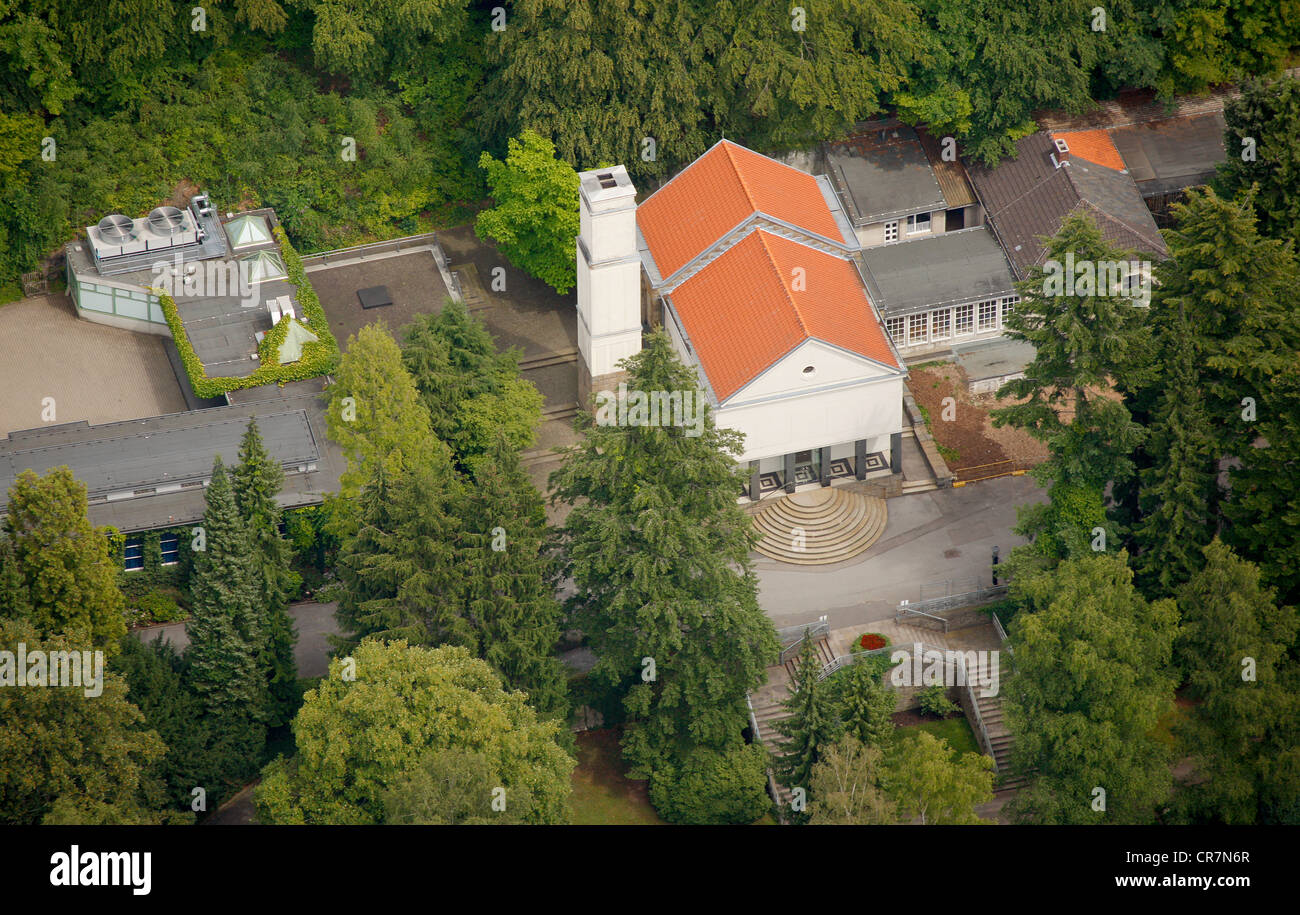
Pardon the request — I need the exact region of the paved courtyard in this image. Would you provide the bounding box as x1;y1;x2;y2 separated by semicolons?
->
0;294;188;437
755;473;1045;631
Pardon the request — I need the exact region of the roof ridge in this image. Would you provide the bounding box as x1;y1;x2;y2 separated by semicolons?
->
721;140;760;213
755;230;809;339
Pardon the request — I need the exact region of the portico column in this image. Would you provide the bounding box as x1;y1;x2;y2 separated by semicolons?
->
783;452;796;493
890;432;903;474
819;448;831;486
749;461;761;501
855;439;867;480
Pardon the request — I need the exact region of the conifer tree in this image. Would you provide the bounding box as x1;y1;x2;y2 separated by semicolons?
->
184;456;268;776
456;434;567;720
332;445;467;654
775;633;836;794
551;330;778;780
233;418;299;728
1174;540;1300;823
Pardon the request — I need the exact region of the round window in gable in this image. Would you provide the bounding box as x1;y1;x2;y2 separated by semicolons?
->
802;365;816;378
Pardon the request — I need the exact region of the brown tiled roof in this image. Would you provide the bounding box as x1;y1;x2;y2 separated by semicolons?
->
966;132;1168;279
915;127;978;209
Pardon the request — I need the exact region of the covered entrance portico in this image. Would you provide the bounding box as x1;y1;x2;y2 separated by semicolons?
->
744;435;901;501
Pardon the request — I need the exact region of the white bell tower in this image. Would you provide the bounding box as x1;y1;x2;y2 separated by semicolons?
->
576;165;642;400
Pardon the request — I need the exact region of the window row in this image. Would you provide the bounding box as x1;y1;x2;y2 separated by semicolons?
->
122;533;180;571
884;296;1020;348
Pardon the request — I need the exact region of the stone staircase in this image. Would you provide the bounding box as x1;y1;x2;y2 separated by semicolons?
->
749;487;887;565
975;676;1026;791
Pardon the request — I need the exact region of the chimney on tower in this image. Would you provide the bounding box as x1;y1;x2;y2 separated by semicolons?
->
576;165;642;403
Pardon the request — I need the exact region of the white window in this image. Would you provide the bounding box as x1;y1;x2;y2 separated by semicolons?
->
123;536;144;572
906;212;932;235
931;309;951;341
160;532;180;566
885;317;905;343
883;221;899;242
908;313;928;345
978;299;999;331
954;303;974;335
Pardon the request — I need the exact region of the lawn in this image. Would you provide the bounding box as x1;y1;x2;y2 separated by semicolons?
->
899;715;981;757
569;729;665;825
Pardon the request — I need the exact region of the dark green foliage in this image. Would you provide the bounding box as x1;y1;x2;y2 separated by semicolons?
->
647;743;771;826
455;436;568;720
233;419;300;728
1172;540;1300;824
332;448;468;653
401;300;543;477
917;685;959;718
550;330;778;783
1004;554;1178;824
1216;76;1300;247
775;635;838;791
183;457;268;781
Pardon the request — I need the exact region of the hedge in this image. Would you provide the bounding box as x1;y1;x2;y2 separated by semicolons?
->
157;226;340;399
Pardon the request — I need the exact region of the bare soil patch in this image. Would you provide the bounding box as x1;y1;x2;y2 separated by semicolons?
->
909;363;1049;472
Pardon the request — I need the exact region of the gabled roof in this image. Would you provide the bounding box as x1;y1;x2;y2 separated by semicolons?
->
966;132;1167;279
1051;129;1126;171
668;230;897;403
638;140;846;280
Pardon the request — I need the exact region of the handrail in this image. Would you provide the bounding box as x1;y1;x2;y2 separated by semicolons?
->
300;232;440;262
895;602;950;633
776;619;830;666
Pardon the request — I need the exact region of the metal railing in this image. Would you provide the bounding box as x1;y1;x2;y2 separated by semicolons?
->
814;640;999;769
898;585;1009;621
895;600;950;632
952;458;1032;485
776;618;830;666
300;232;439;265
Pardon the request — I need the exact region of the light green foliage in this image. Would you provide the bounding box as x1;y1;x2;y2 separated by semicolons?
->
0;467;125;652
326;322;441;499
1005;554;1178;824
254;641;575;824
807;736;896;825
0;618;172;824
883;730;994;824
382;748;525;825
476;130;580;294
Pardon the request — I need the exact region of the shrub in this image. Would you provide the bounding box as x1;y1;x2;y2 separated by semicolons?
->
156;227;340;398
647;743;771;825
126;589;187;627
918;685;960;719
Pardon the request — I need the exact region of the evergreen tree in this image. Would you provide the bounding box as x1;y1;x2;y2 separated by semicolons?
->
1004;554;1178;824
828;659;897;748
992;212;1151;494
1131;308;1219;597
0;467;126;653
401;300;543;477
550;330;778;782
775;633;837;794
233;418;299;728
1216;74;1300;248
184;457;268;779
332;446;467;654
456;434;568;720
1173;540;1300;824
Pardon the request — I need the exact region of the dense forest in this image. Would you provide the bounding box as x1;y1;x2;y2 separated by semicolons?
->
2;0;1298;298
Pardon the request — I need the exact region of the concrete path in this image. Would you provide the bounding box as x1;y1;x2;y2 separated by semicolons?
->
754;474;1044;631
132;600;340;678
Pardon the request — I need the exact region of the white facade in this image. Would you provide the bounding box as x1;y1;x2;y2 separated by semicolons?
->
576;165;642;380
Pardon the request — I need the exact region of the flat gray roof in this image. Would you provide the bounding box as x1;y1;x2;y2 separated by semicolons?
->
827;125;947;224
0;383;343;533
860;227;1017;317
1110;112;1226;197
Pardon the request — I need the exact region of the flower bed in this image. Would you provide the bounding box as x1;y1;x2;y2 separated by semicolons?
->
853;632;890;652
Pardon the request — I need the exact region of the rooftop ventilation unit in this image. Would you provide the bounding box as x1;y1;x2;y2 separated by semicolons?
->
147;206;187;236
97;214;136;243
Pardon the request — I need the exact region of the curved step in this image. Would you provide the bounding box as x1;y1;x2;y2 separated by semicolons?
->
750;489;889;565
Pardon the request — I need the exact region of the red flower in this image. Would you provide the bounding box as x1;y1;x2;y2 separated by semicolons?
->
859;633;886;650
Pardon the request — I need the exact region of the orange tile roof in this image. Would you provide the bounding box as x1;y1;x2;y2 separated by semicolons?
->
1052;129;1127;172
638;140;846;280
669;230;898;402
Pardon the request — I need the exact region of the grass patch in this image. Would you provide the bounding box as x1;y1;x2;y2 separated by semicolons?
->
936;442;961;463
899;716;980;757
570;729;665;825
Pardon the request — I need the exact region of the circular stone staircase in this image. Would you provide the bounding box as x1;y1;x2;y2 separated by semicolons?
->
750;487;888;565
